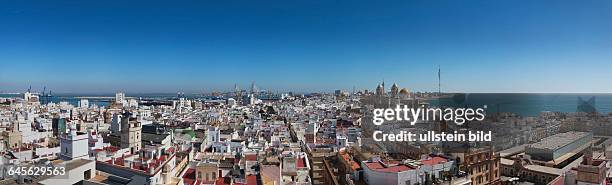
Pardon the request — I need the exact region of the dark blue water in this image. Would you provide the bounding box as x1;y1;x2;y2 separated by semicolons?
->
428;93;612;117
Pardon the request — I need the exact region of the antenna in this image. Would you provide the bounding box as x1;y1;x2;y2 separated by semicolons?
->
250;81;256;94
438;65;441;94
42;86;47;104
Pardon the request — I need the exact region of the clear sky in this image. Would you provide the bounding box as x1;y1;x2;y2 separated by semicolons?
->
1;0;611;93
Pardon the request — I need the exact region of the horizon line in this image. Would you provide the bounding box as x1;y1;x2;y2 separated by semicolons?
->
2;91;612;95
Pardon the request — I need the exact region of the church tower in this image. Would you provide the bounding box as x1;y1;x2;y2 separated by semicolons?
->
390;83;399;98
120;111;142;154
60;122;89;160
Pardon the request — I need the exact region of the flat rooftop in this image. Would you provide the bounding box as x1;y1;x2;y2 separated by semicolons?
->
364;161;414;173
524;165;564;176
528;131;590;151
499;144;527;158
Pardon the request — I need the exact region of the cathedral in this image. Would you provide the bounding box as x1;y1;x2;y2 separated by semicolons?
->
370;81;415;108
374;81;412;99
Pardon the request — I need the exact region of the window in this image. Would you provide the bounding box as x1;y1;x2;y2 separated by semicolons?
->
84;169;91;180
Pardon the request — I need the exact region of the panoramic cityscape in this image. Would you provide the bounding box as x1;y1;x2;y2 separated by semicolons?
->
2;0;612;185
1;85;612;185
0;82;612;185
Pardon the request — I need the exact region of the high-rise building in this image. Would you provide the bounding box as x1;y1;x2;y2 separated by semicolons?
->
115;91;125;104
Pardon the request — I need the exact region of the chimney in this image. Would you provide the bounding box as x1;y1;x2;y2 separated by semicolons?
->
583;151;593;165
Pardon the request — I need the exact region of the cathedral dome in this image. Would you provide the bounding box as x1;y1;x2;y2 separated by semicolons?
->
399;88;410;96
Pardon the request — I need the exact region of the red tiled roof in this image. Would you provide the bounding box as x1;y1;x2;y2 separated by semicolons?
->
420;156;448;166
365;162;384;169
245;154;257;161
166;147;175;154
339;151;361;170
246;175;257;185
297;157;306;168
184;179;195;185
364;162;414;173
214;177;230;185
376;165;413;172
183;168;197;185
105;146;119;152
548;175;564;185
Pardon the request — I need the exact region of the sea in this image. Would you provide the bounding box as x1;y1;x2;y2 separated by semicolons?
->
2;93;612;117
428;93;612;117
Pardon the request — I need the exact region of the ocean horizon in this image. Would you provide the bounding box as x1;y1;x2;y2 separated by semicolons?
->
3;92;612;117
429;93;612;117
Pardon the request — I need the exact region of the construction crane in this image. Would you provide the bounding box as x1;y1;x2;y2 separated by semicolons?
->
42;86;47;104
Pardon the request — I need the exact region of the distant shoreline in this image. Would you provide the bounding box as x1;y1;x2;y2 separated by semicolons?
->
73;97;115;99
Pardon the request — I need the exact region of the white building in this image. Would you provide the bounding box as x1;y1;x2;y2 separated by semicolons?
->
59;123;89;160
115;92;125;104
79;99;89;109
227;98;237;107
128;99;138;108
360;156;454;185
23;92;39;103
38;159;96;185
207;126;220;145
110;113;122;134
88;129;109;152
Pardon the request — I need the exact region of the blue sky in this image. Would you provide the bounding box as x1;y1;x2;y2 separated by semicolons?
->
1;0;611;93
